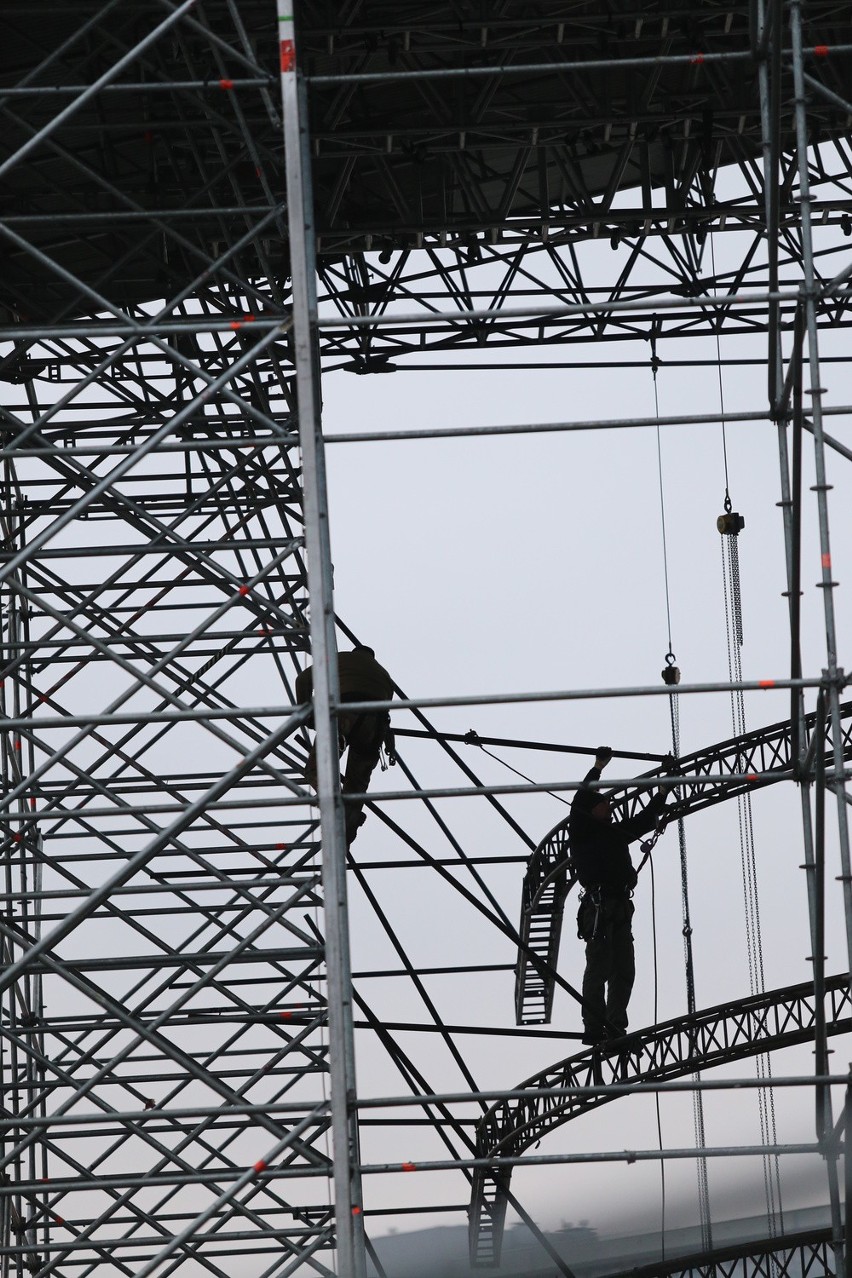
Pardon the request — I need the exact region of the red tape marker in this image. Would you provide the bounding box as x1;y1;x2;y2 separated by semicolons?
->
254;1158;268;1174
219;78;234;90
690;52;705;64
758;679;775;688
401;1161;417;1172
239;585;250;596
281;39;295;71
814;44;829;57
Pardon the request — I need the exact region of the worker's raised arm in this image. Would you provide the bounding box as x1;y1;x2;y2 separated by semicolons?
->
579;744;612;788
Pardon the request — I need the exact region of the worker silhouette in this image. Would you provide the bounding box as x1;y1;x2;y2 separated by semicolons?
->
570;746;669;1045
295;644;394;845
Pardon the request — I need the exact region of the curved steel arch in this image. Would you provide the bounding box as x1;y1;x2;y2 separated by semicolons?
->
516;700;852;1025
470;974;852;1267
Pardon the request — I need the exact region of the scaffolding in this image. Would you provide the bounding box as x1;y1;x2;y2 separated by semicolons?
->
1;2;851;1277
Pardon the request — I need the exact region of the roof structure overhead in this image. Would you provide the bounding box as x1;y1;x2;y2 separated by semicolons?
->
301;1;852;250
4;2;852;316
0;2;285;319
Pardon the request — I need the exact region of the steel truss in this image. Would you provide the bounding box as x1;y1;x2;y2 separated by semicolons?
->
0;3;851;1278
607;1224;836;1278
470;974;852;1265
516;698;852;1025
0;4;347;1276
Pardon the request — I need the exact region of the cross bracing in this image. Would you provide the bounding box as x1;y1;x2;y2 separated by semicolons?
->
0;1;851;1276
606;1224;837;1278
470;974;852;1266
516;698;852;1025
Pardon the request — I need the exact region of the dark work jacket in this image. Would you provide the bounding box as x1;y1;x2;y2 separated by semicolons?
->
295;650;394;705
569;765;668;895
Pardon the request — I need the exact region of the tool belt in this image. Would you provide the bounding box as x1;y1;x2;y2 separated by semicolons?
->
577;888;633;942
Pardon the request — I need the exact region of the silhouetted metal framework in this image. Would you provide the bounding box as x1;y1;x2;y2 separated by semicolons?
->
607;1225;837;1278
0;2;851;1277
471;974;852;1266
516;699;852;1025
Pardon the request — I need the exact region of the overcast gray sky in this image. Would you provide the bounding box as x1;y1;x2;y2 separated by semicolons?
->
315;198;852;1251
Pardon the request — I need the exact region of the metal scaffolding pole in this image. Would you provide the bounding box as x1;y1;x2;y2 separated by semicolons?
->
278;4;366;1276
0;3;851;1274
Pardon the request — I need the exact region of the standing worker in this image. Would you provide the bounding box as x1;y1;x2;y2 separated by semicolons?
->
296;644;394;845
570;746;669;1045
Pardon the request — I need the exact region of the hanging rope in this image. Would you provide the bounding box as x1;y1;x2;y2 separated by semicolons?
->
715;322;784;1245
652;339;713;1254
711;232;733;515
651;329;674;659
649;855;666;1262
467;739;571;806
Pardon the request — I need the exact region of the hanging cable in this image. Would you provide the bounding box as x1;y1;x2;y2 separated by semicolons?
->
651;327;674;658
652;335;713;1254
654;334;715;1252
649;855;666;1263
714;276;784;1244
466;739;571;806
710;233;733;513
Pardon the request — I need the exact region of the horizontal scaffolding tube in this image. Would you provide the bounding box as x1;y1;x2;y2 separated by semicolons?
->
316;289;818;330
308;43;852;86
0;288;831;344
0;77;273;96
0;673;830;737
0;1144;831;1196
358;1143;831;1176
298;674;835;715
0;1076;842;1139
320;402;852;444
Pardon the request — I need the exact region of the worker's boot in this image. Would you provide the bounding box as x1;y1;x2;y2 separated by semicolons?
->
345;811;367;846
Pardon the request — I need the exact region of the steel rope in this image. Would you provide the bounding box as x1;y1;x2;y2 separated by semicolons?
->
720;520;784;1246
655;357;712;1252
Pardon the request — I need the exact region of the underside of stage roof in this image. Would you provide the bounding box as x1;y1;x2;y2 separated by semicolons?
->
4;2;852;318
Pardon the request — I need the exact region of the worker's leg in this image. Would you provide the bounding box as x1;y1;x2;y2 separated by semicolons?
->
304;716;349;790
581;928;612;1044
304;739;318;790
605;899;635;1036
341;713;387;842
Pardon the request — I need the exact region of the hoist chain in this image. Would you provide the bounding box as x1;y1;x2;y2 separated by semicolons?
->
729;532;744;648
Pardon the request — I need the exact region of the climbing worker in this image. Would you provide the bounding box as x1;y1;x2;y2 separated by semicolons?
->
295;644;394;845
570;746;670;1046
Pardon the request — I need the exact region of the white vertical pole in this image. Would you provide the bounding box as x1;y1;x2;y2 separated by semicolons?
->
277;5;366;1275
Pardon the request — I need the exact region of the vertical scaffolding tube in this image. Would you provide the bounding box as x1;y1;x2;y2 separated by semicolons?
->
813;692;844;1268
278;4;367;1276
757;2;846;1258
789;0;852;973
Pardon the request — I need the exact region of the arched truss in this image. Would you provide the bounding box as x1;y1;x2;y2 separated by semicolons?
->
607;1225;837;1278
516;699;852;1025
470;974;852;1266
